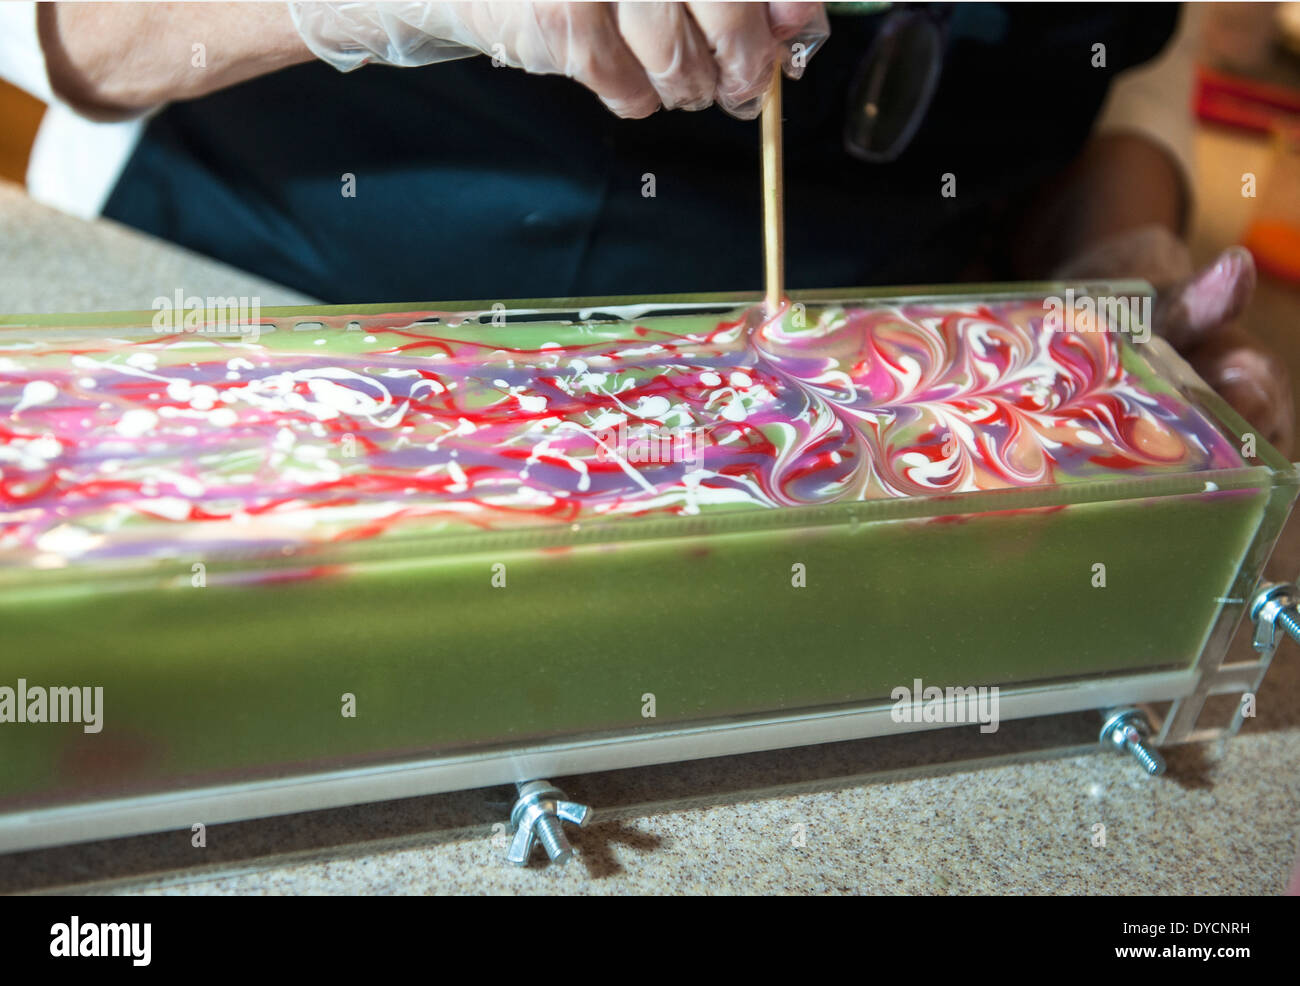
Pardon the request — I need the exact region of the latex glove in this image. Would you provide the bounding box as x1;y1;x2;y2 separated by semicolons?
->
1056;225;1294;456
289;1;830;119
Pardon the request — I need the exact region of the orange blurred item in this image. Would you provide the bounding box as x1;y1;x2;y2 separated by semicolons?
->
1243;219;1300;281
0;78;44;185
1241;123;1300;283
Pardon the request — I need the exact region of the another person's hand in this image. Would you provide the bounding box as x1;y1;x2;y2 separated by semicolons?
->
289;1;829;119
1056;225;1294;456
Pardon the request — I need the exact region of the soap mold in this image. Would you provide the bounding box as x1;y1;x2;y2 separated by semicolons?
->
0;281;1293;852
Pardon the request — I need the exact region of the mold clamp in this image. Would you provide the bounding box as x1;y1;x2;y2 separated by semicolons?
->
507;781;591;866
1098;580;1300;775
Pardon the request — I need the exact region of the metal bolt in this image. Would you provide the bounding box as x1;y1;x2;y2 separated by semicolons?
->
1250;582;1300;656
506;780;590;866
1099;707;1165;776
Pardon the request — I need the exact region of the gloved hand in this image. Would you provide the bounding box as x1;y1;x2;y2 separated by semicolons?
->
289;1;830;119
1056;224;1294;455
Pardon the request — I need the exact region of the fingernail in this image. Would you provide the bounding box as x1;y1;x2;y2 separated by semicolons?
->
602;96;661;119
1222;246;1257;297
724;94;765;120
1213;373;1273;426
659;86;714;113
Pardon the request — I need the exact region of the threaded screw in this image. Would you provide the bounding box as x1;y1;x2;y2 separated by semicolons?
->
533;815;573;864
1277;607;1300;644
506;780;590;866
1100;707;1166;776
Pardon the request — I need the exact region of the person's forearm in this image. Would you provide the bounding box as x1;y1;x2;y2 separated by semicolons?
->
39;2;314;119
1009;133;1189;279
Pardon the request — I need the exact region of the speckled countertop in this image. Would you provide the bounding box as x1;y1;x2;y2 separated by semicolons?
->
1;176;1298;896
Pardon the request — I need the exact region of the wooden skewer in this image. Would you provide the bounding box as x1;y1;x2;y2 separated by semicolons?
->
760;62;784;316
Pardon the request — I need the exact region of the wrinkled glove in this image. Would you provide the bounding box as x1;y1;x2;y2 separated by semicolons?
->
289;1;830;119
1056;224;1294;455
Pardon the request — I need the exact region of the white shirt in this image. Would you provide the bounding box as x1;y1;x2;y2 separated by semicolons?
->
0;1;147;219
0;1;1200;222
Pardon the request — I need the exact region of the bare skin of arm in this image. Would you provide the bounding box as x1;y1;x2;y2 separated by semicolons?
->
39;2;314;120
39;1;819;120
1010;132;1188;278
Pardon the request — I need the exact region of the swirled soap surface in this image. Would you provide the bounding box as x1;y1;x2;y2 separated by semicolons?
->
0;299;1244;567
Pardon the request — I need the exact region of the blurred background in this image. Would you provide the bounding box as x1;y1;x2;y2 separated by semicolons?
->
1190;3;1300;448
